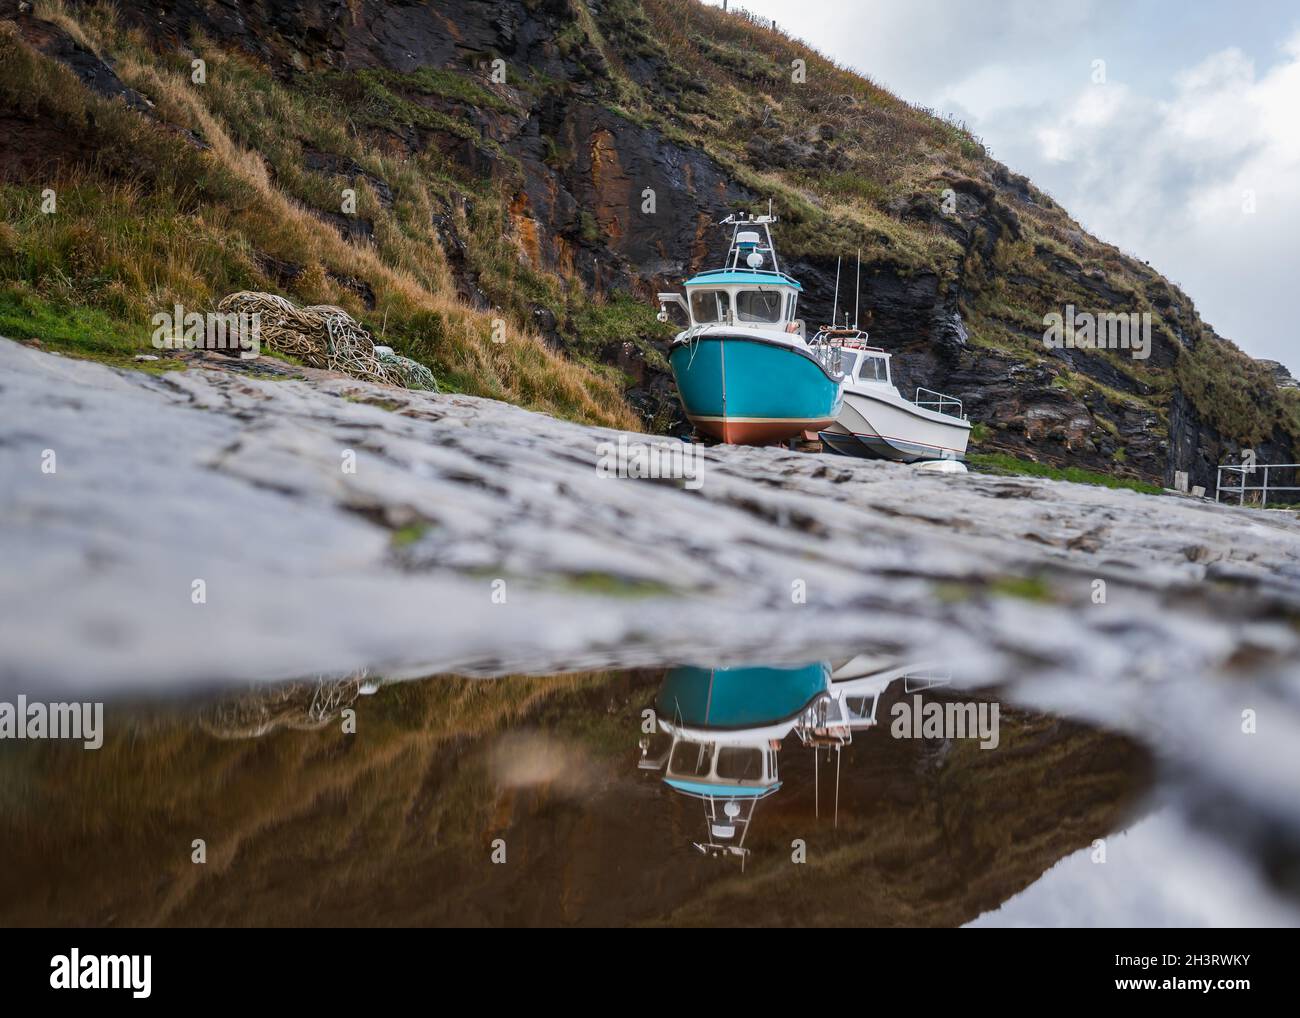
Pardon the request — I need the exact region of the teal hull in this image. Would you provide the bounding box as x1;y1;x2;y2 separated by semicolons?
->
669;335;842;444
657;663;832;730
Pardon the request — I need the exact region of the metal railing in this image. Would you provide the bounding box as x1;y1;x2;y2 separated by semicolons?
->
1216;462;1300;508
808;332;845;377
904;668;953;694
914;386;965;419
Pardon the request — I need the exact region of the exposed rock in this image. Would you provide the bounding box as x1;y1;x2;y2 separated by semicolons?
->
302;145;395;209
328;271;377;309
313;208;375;245
1259;359;1300;390
1167;384;1298;492
4;2;151;112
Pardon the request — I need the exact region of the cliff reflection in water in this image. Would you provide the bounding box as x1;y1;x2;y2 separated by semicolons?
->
0;663;1154;926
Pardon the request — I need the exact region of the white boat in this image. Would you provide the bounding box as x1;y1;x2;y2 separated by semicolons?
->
798;656;940;745
818;338;972;463
794;658;947;827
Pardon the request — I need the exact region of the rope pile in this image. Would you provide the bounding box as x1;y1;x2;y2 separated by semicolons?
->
216;291;437;391
376;345;438;390
198;676;367;740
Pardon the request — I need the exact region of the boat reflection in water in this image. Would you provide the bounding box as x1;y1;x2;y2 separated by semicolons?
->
639;656;949;865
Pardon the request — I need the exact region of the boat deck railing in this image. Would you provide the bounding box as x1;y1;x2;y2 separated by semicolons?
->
807;332;845;378
1216;462;1300;508
903;668;953;693
794;694;851;747
914;386;965;419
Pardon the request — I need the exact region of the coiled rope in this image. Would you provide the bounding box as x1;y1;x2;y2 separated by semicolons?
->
216;291;437;391
198;676;367;739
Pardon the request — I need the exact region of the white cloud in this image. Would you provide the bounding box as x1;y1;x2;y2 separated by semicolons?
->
1006;33;1300;366
717;1;1300;371
969;810;1300;928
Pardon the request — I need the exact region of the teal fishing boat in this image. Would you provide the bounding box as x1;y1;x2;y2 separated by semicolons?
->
657;209;844;444
637;659;934;861
639;663;832;861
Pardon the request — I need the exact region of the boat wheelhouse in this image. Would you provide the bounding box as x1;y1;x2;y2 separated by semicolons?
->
658;209;844;445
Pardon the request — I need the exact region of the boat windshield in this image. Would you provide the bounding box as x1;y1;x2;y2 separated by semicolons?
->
735;289;783;324
690;289;730;324
716;746;763;781
839;350;860;377
669;740;714;777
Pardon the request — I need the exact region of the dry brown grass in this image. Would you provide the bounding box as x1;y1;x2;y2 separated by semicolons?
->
7;4;642;430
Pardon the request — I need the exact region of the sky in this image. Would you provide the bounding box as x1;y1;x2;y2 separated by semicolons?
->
968;810;1300;927
712;0;1300;374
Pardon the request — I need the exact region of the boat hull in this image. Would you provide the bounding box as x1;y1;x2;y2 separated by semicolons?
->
669;335;842;445
821;388;970;463
656;663;832;732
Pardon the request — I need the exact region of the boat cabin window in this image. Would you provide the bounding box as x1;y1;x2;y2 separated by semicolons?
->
716;746;763;781
845;696;875;722
735;289;783;324
859;353;889;382
690;289;730;324
839;350;860;377
669;739;714;777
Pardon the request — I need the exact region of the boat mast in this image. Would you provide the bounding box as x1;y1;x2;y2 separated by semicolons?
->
766;200;779;275
853;247;861;331
831;256;841;329
834;744;841;829
763;220;779;275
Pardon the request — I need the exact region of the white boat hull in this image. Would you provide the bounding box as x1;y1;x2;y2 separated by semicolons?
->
821;386;971;463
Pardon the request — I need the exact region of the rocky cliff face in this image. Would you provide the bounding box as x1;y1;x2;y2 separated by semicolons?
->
3;0;1297;489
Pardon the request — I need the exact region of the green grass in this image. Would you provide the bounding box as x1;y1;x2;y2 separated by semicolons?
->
560;572;677;598
988;575;1054;602
381;66;513;113
306;68;517;169
389;523;429;547
968;452;1162;495
817;172;888;204
345;394;406;412
568;290;672;364
0;285;151;363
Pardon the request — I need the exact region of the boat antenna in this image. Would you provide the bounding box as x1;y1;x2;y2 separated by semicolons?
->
853;247;861;331
831;256;841;330
834;744;841;829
